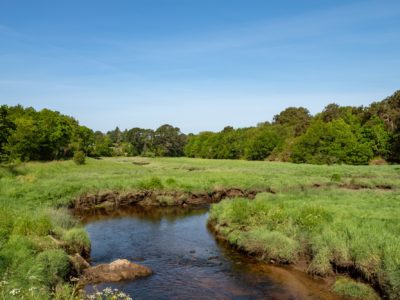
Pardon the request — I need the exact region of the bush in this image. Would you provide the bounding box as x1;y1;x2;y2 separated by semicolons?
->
72;151;85;165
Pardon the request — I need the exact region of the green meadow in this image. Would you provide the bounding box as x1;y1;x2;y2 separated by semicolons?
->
0;157;399;299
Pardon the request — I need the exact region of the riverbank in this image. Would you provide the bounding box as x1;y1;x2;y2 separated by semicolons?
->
0;157;399;299
208;189;399;299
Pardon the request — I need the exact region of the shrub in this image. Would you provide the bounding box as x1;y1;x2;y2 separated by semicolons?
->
72;151;85;165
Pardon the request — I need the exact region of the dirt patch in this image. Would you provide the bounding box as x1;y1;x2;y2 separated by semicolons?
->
73;188;272;213
132;161;150;166
311;183;393;190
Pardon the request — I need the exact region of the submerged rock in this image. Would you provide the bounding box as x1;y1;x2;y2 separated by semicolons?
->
81;259;152;284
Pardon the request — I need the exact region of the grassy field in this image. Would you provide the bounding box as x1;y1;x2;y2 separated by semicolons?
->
0;157;399;299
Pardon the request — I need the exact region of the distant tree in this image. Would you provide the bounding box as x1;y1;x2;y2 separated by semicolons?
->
0;105;15;161
291;119;373;165
153;124;186;157
107;127;122;144
244;126;279;160
273;107;311;136
93;132;113;157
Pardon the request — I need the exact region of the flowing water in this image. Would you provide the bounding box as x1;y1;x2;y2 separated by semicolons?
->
82;206;340;300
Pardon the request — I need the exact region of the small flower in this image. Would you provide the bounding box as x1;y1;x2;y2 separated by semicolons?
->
87;295;96;300
9;288;21;296
29;286;38;292
103;287;112;295
95;291;103;296
117;291;127;298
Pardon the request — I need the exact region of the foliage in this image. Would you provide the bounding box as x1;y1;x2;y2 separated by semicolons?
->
1;91;400;165
291;119;373;165
72;151;86;165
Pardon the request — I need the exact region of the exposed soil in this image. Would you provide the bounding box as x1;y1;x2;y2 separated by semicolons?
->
72;188;273;212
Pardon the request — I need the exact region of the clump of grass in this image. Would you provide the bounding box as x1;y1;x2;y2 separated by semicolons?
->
241;229;299;263
138;176;164;190
331;173;341;182
12;214;53;236
45;208;77;230
62;228;90;256
165;178;177;186
34;249;70;287
332;277;379;300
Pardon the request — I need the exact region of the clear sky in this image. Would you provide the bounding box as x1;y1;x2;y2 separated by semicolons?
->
0;0;399;133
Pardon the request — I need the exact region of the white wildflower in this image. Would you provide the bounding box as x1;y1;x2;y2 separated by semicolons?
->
9;288;21;296
103;287;112;295
87;295;96;300
117;291;126;298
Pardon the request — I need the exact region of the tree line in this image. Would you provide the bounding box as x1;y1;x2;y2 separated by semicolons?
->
0;90;399;165
185;91;400;164
0;105;187;162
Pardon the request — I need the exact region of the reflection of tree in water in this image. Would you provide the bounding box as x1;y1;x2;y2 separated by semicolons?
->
79;205;209;224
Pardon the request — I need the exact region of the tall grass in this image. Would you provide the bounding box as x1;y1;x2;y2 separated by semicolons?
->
209;190;400;299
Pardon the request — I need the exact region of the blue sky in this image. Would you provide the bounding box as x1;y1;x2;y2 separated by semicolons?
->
0;0;399;133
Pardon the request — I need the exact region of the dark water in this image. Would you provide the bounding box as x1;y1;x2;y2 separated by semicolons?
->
83;207;338;300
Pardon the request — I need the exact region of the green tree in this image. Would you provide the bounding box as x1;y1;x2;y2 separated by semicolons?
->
273;107;311;136
153;124;186;157
0;106;15;161
291;119;373;165
244;126;279;160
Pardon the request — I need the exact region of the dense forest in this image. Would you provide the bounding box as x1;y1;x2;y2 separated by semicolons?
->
0;90;399;165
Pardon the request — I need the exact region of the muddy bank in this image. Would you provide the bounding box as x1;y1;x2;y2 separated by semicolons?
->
73;188;272;212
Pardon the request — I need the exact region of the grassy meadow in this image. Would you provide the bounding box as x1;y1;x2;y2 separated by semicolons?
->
0;157;399;299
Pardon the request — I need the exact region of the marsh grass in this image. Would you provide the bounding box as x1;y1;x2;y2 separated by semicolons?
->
209;189;400;299
0;157;399;299
333;277;379;300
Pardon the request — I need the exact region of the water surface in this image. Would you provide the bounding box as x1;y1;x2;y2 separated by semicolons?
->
83;207;339;300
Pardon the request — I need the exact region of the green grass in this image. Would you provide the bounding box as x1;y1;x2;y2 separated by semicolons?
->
333;277;379;300
0;157;399;299
209;189;400;299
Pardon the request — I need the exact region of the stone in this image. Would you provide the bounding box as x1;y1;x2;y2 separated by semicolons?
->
81;259;152;284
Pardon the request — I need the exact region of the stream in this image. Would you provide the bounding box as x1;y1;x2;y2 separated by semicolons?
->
82;206;340;300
